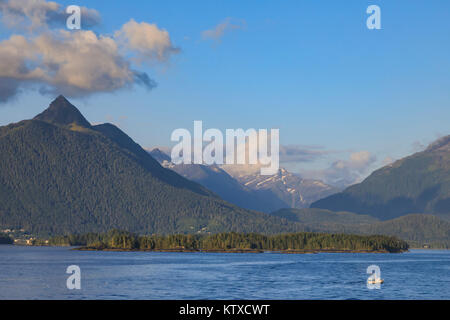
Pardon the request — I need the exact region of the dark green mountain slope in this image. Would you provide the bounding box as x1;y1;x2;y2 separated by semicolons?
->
270;208;378;225
360;214;450;247
269;208;381;234
312;136;450;220
34;95;92;128
92;123;211;195
270;208;450;247
0;96;303;236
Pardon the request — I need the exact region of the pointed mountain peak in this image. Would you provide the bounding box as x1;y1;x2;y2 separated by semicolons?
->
33;95;91;128
53;94;70;104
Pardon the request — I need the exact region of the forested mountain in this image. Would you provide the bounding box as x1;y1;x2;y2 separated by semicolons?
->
360;214;450;248
0;96;306;236
270;208;378;225
3;96;448;245
270;208;450;248
33;96;92;128
312;136;450;220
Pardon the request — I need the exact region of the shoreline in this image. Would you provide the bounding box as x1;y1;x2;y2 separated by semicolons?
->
6;243;450;251
21;231;411;253
73;247;404;254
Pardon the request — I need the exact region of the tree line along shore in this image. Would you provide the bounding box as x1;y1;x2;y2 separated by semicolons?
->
31;230;409;253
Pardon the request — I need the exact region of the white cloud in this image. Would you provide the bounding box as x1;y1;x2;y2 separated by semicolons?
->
220;141;330;177
0;1;179;102
0;0;100;31
202;18;245;42
301;151;377;187
0;30;156;101
115;19;180;62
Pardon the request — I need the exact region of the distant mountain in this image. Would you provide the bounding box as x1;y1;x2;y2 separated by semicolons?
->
148;151;286;212
270;208;378;225
270;208;450;248
228;168;340;209
360;214;450;247
0;96;307;236
269;208;380;234
170;164;292;212
149;148;171;163
148;149;337;212
312;135;450;220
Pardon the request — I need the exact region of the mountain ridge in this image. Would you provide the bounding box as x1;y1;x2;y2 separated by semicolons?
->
0;96;306;236
34;95;92;128
228;167;340;209
312;135;450;220
149;148;338;212
270;208;450;247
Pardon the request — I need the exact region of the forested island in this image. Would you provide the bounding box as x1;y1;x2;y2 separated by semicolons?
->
34;230;409;253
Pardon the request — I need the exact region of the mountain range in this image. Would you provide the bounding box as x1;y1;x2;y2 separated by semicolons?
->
149;137;450;247
149;149;338;212
0;96;305;236
1;96;449;247
230;168;340;209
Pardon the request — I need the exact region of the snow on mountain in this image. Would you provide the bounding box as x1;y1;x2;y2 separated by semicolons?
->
225;167;340;209
147;148;340;211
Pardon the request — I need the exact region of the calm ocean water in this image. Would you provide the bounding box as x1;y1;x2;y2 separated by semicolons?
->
0;245;449;300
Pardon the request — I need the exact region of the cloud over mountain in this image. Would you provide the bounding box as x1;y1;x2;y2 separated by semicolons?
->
303;151;377;187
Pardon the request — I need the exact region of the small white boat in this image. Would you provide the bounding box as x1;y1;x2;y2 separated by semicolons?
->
367;278;384;284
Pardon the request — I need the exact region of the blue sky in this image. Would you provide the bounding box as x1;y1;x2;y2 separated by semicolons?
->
1;0;449;184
